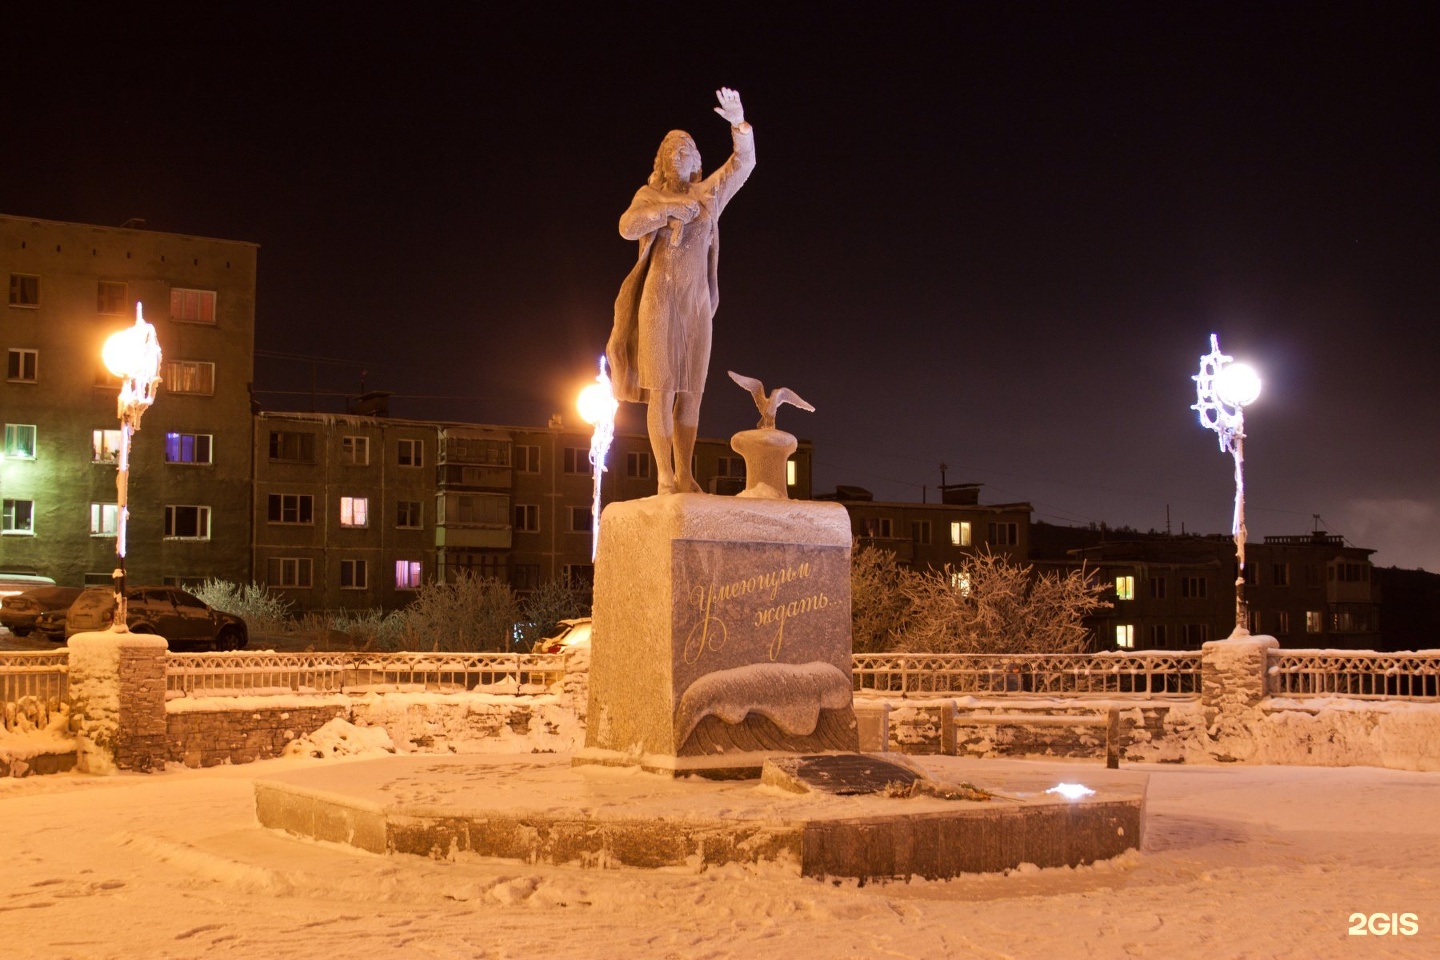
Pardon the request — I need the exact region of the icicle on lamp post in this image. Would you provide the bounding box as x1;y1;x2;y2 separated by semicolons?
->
101;304;162;632
577;356;618;562
1192;334;1261;638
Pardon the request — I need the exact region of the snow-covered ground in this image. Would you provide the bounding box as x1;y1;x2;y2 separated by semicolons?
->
3;749;1438;959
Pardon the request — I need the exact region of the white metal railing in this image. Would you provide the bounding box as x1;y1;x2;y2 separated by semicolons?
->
1267;650;1440;701
852;652;1202;699
165;650;567;699
0;651;69;733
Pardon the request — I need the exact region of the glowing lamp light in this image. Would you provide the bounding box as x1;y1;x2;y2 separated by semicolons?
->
103;323;148;378
1216;362;1261;408
578;381;618;426
1045;783;1096;801
580;356;617;561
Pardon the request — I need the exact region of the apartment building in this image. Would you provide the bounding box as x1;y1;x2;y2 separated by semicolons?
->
253;410;815;613
821;483;1033;568
1034;525;1382;650
1;214;256;587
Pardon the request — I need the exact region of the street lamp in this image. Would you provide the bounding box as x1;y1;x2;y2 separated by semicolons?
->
1192;334;1261;638
102;303;162;631
577;356;618;562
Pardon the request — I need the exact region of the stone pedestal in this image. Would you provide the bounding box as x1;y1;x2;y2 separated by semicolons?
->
1201;634;1278;761
67;631;169;774
578;494;858;776
730;428;796;499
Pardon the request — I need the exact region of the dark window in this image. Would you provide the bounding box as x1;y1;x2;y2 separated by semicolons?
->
269;431;316;462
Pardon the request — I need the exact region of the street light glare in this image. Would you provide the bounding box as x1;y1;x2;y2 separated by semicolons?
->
1217;362;1262;407
577;382;617;426
102;325;145;378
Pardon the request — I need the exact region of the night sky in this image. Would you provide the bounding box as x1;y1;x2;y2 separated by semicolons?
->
6;3;1437;570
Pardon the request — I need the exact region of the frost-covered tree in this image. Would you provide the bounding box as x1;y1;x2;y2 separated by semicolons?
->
190;579;292;635
392;573;520;652
850;543;911;653
850;547;1108;654
520;579;592;646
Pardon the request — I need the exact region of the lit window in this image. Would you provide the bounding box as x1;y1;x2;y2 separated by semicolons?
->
169;287;217;324
396;500;422;529
341;436;369;465
1115;576;1135;600
90;503;118;536
398;438;423;467
267;558;313;588
951;570;972;596
1305;610;1323;633
1115;625;1135;648
562;447;589;474
164;505;211;539
516;445;540;473
268;431;315;463
165;432;213;465
340;559;368;589
164;360;215;395
626;451;652;478
339;496;369;527
787;458;797;487
92;429;122;463
396;560;422;590
267;494;314;525
912;520;932;545
2;499;35;535
950;521;972;547
97;280;128;315
514;503;539;532
4;424;37;459
7;349;37;382
8;273;39;307
568;506;594;533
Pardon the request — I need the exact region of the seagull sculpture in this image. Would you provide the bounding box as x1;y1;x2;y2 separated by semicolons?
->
728;371;815;430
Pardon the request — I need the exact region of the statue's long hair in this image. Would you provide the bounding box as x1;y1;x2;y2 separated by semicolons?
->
648;130;701;190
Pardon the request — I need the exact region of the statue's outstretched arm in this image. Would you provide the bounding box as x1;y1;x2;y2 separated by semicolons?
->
713;87;746;127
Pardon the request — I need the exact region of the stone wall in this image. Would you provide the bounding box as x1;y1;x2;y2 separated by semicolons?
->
167;704;350;768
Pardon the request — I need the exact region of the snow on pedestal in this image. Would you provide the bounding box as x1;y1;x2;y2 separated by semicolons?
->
67;630;169;774
1201;634;1278;762
578;493;858;776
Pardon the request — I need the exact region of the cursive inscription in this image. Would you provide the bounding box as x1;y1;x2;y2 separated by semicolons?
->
683;561;830;664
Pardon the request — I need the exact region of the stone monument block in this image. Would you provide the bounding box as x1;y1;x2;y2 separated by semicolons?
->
578;494;857;776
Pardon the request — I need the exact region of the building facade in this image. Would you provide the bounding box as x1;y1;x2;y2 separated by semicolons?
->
1;215;256;587
252;410;815;613
1036;527;1382;651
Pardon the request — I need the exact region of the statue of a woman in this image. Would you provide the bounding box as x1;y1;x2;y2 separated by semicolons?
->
606;87;754;494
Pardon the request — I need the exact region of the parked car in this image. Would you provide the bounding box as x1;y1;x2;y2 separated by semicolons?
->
64;586;249;650
32;607;70;643
1;585;83;637
531;617;592;654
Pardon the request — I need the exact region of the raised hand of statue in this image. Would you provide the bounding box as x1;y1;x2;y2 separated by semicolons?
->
713;87;745;126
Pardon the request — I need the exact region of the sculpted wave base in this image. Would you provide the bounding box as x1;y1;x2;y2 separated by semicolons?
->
579;493;858;777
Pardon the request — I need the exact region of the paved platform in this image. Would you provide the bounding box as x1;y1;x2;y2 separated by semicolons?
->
254;753;1147;881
